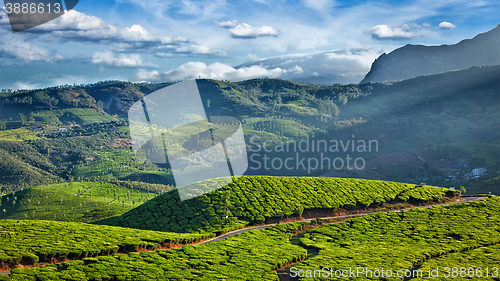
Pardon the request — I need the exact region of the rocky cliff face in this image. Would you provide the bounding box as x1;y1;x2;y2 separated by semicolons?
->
361;25;500;83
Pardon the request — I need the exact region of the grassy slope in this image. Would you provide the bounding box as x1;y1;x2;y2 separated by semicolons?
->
30;108;118;125
6;197;500;281
3;221;309;281
0;150;60;192
95;176;455;233
0;219;212;267
294;196;500;280
0;182;161;222
71;149;174;184
412;244;500;280
465;175;500;195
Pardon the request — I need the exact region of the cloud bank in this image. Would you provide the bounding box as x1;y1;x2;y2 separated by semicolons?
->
131;47;382;84
0;9;223;57
235;47;382;84
131;62;302;82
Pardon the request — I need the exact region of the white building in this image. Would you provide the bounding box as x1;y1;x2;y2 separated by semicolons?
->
472;168;487;178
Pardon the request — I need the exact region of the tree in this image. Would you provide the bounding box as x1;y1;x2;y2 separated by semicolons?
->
460;186;467;195
0;119;6;130
19;113;27;126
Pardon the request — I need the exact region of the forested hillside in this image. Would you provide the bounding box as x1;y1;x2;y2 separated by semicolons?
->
0;65;499;194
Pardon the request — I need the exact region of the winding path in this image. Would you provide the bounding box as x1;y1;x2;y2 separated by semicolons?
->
196;196;484;245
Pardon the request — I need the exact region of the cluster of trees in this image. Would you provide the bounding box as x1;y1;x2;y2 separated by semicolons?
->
1;91;60;108
317;98;339;121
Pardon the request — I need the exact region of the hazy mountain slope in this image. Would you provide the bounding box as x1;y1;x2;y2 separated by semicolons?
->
330;65;500;185
361;25;500;83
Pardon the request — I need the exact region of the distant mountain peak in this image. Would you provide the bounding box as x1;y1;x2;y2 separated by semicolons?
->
361;25;500;83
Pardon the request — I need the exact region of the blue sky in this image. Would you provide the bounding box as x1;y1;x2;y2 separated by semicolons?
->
0;0;498;89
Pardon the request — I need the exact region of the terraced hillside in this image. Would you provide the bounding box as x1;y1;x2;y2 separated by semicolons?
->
0;182;172;222
0;219;212;269
95;176;457;233
293;196;500;280
5;197;499;281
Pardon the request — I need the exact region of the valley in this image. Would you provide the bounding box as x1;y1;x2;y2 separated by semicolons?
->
0;31;498;279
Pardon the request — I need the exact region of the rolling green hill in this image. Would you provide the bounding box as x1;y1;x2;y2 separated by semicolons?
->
294;196;500;280
0;219;212;268
2;220;309;281
95;176;457;234
0;181;173;222
5;196;499;281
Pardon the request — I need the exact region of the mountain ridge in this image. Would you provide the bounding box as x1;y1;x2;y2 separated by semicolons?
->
361;25;500;83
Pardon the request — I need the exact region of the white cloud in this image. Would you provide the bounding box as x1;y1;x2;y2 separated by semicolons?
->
214;20;239;29
0;27;60;63
39;11;183;44
12;81;41;90
32;10;108;31
0;7;12;28
131;62;302;82
2;9;223;57
229;23;279;39
9;74;122;90
244;54;259;60
92;51;147;67
439;21;456;29
174;44;226;56
215;19;279;39
366;24;422;40
303;0;334;11
0;41;54;62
